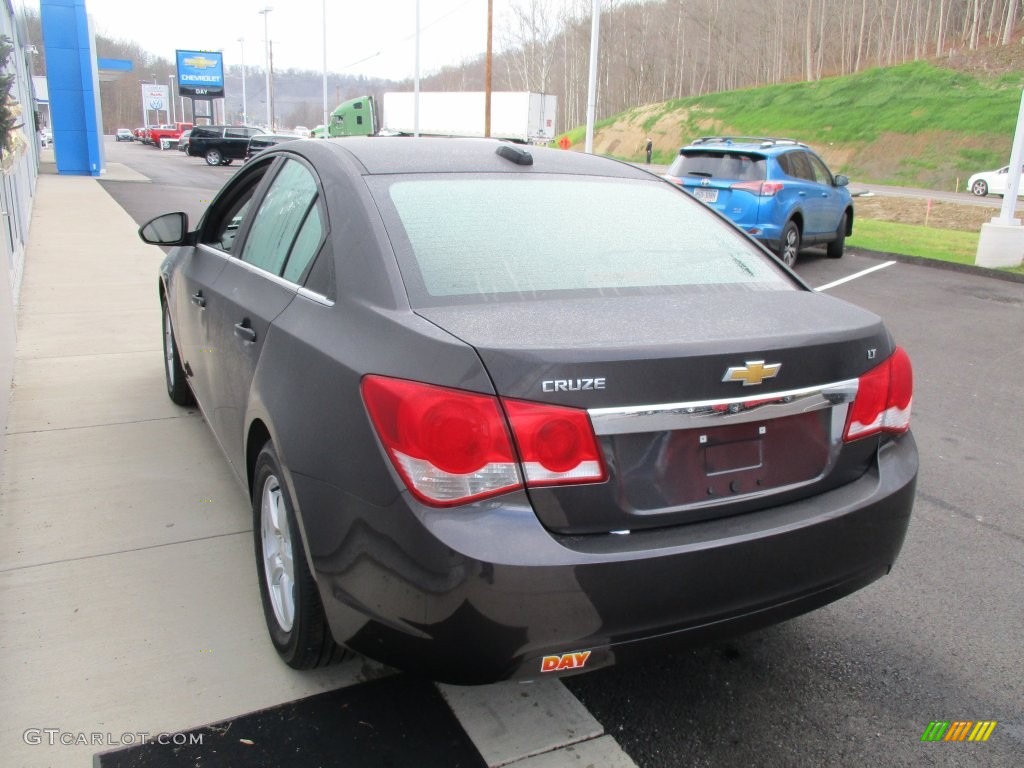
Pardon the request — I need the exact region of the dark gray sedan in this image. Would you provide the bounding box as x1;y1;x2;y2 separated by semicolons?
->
139;138;918;684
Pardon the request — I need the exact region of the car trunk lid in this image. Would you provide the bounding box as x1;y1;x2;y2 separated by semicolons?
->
416;290;892;534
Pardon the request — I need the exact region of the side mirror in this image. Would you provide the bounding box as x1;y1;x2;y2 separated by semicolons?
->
834;174;849;187
139;212;190;245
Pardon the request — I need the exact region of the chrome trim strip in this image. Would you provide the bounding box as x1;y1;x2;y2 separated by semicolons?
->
587;380;859;435
197;244;330;302
296;287;334;307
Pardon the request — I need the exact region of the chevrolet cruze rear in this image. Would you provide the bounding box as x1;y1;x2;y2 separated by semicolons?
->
139;137;917;684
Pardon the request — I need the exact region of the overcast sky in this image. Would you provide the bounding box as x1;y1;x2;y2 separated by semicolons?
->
78;0;577;81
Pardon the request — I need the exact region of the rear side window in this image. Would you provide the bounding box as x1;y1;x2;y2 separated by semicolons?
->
778;152;815;181
240;159;322;280
374;175;791;304
669;152;766;181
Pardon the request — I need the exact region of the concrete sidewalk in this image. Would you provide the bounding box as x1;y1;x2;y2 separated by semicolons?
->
0;171;636;768
0;173;379;767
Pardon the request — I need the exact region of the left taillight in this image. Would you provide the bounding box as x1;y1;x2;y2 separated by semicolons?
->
843;347;913;442
361;376;607;507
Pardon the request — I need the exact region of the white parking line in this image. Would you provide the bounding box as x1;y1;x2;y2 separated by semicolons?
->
815;260;897;291
438;679;637;768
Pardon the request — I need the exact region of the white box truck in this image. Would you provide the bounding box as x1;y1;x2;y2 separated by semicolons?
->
316;92;557;144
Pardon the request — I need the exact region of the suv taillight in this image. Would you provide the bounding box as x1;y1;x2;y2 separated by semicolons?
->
843;347;913;442
731;181;784;196
361;376;607;507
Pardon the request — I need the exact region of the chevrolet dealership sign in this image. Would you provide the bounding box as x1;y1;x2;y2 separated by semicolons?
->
176;50;225;98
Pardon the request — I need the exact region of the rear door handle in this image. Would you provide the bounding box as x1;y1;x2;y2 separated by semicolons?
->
234;322;257;343
191;291;206;308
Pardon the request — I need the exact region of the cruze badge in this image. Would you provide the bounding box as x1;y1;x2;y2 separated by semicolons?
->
542;378;606;393
723;361;781;386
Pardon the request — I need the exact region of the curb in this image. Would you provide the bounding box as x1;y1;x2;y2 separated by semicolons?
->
852;247;1024;285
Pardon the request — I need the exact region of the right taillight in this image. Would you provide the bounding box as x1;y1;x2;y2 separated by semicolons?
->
731;180;784;196
843;347;913;442
503;399;607;486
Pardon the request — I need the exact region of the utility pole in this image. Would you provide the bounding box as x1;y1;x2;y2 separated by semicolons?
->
269;41;275;130
322;0;328;133
238;38;247;124
485;0;492;138
584;0;600;154
259;7;273;130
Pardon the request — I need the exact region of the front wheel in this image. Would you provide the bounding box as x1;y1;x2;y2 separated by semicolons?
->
204;148;223;166
777;220;801;268
253;444;347;669
971;179;988;197
826;213;847;259
162;301;194;406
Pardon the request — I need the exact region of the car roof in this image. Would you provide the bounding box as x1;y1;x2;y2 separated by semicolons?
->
301;137;655;178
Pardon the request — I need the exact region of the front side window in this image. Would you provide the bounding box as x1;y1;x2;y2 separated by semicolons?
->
371;175;792;305
240;159;322;279
806;153;835;186
200;164;272;253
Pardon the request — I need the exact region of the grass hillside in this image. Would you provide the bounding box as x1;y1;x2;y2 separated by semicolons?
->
572;49;1024;192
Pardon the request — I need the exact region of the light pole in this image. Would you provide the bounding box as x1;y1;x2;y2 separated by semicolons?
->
168;75;176;122
259;7;273;129
322;0;328;133
238;37;247;125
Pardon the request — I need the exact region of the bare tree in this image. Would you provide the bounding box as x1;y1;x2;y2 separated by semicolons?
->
1003;0;1020;42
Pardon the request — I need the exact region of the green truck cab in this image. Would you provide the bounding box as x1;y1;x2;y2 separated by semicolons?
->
312;96;378;138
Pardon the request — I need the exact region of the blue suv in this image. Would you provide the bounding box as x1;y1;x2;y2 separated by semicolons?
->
663;137;853;267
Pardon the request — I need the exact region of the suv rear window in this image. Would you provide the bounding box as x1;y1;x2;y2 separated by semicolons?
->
370;175;791;305
668;152;766;181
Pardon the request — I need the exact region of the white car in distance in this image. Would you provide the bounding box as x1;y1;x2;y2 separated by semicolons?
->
968;164;1024;197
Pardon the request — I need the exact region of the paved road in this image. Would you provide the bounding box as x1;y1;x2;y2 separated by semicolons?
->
100;140;1024;766
568;251;1024;767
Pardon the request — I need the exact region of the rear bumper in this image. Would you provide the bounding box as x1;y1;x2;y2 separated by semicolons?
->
297;434;917;684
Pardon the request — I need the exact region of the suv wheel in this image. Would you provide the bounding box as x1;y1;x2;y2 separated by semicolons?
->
205;148;223;166
970;179;988;197
777;221;800;268
826;213;847;259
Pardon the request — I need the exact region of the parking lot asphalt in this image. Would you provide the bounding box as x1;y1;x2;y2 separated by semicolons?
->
3;141;1022;767
0;160;636;768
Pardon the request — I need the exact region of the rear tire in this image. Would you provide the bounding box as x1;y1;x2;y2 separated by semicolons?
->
826;213;847;259
253;443;348;669
777;220;801;268
971;179;988;196
205;148;223;166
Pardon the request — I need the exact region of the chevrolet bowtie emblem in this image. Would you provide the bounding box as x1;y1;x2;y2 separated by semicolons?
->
723;361;782;386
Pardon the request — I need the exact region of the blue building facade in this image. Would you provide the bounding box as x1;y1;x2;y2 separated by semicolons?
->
40;0;103;176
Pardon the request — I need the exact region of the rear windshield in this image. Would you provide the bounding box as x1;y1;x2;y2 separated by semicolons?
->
668;151;767;182
369;174;792;306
